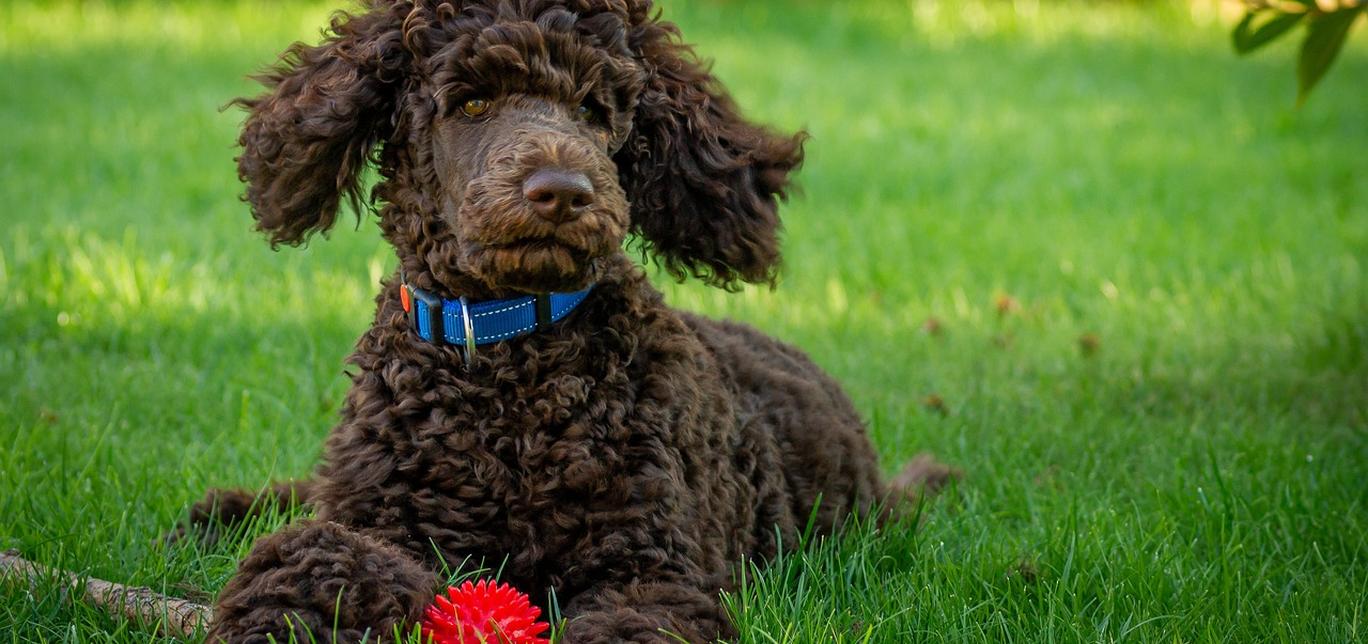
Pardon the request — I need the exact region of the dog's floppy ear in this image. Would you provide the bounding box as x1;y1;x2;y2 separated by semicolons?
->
618;15;806;289
234;8;405;248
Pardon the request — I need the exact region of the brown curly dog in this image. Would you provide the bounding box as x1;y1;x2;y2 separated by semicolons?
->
181;1;958;641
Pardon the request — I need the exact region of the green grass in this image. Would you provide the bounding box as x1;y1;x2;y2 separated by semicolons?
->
2;0;1365;641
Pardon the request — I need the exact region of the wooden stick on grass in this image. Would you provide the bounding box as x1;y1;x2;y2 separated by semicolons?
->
0;549;211;637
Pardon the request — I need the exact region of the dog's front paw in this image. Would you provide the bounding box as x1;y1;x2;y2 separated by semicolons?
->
562;580;732;643
207;520;435;643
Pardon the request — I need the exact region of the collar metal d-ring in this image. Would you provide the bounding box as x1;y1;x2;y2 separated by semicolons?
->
458;295;477;367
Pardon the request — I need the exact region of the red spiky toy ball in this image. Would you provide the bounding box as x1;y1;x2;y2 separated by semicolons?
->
421;579;550;644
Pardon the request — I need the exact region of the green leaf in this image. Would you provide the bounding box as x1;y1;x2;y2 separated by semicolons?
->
1233;10;1305;55
1297;6;1365;106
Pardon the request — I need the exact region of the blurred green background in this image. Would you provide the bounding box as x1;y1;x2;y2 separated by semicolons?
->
1;0;1365;641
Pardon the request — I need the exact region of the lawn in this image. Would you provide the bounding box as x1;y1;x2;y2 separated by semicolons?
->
1;0;1365;641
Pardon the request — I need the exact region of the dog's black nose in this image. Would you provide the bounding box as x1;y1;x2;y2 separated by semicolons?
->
523;169;595;223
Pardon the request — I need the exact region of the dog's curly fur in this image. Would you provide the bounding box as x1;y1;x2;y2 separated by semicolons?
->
185;1;958;641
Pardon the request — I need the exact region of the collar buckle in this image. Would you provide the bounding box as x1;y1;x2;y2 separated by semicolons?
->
403;283;444;344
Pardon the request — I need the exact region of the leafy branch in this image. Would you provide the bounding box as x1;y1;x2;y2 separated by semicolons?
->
1232;0;1365;105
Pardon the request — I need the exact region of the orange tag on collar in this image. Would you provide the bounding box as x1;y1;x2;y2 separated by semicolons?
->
400;285;412;313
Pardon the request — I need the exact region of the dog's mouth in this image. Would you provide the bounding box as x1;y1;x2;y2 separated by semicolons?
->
497;230;596;254
488;238;591;268
461;236;604;294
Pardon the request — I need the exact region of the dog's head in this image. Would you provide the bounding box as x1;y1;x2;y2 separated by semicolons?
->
236;0;804;295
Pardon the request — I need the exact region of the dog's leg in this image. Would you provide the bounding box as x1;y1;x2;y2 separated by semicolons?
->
561;575;733;643
206;519;436;643
165;479;314;546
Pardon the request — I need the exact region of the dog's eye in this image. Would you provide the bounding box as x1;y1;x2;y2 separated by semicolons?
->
461;99;491;117
575;104;598;123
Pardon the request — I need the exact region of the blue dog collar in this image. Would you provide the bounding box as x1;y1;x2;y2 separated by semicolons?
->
401;281;593;350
